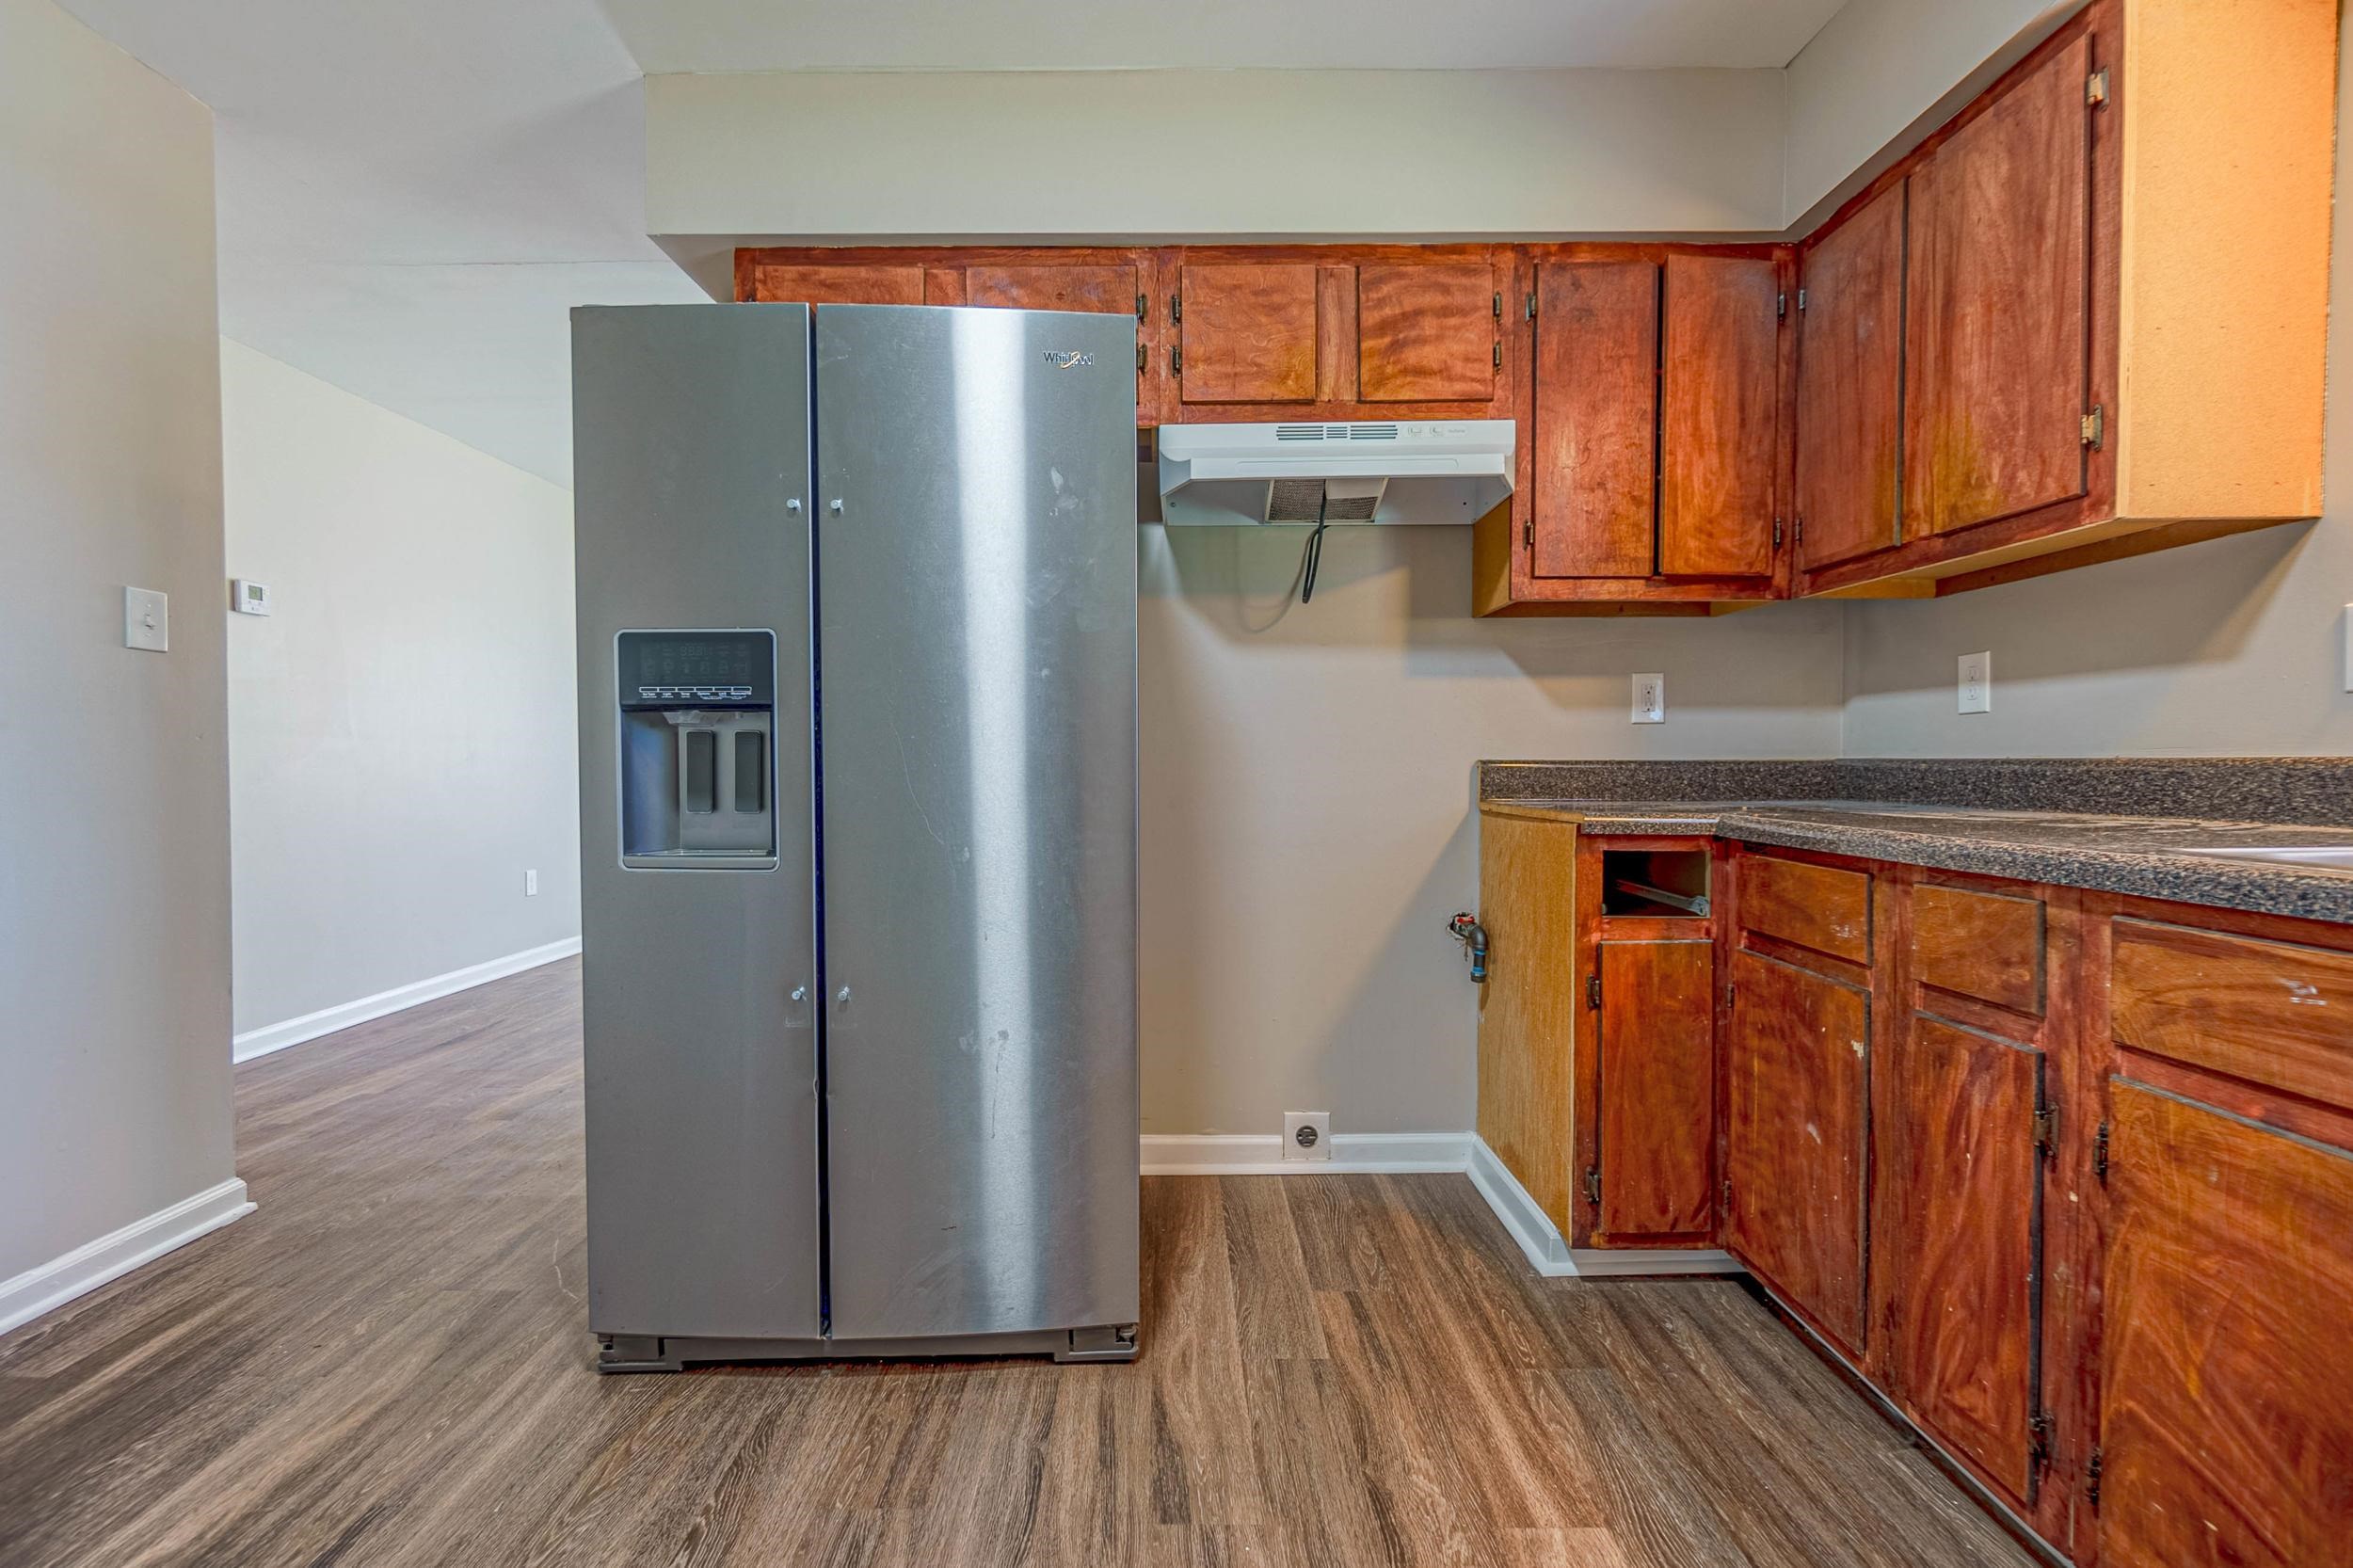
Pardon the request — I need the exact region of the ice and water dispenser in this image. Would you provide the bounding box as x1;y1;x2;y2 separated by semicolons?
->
615;630;777;869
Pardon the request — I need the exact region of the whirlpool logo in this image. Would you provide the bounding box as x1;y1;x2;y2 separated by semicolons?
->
1041;350;1096;369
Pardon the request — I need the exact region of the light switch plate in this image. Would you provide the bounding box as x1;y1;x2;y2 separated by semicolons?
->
1958;650;1992;713
1631;673;1666;724
123;586;168;651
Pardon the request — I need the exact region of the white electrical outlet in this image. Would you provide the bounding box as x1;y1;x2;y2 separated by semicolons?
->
1282;1111;1332;1162
123;586;168;652
524;869;539;896
1631;673;1666;724
1958;651;1992;714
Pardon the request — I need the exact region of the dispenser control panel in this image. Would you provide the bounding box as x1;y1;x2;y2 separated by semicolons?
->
616;630;775;710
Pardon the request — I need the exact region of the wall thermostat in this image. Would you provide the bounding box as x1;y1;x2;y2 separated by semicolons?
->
231;579;272;616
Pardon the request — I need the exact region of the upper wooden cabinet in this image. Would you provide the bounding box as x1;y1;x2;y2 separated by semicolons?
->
1795;0;2336;600
1794;184;1903;571
1478;248;1790;616
1164;248;1512;423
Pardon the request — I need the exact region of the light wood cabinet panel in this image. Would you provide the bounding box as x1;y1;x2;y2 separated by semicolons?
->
1794;184;1903;569
1882;1017;2045;1503
1593;939;1714;1243
1902;33;2093;540
1357;263;1497;404
2100;1079;2353;1568
1659;254;1779;579
1176;263;1321;406
1529;261;1657;580
1724;950;1869;1352
748;264;925;306
1474;811;1581;1236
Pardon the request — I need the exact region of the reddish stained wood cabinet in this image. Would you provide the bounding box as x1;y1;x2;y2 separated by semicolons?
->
1793;183;1903;570
1593;939;1715;1244
1528;262;1657;581
1660;254;1781;580
1901;33;2093;540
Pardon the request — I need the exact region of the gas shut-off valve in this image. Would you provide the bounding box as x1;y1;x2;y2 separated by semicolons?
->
1447;912;1489;984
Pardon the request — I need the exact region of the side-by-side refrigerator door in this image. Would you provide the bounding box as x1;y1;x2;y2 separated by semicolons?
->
573;304;822;1343
816;305;1141;1342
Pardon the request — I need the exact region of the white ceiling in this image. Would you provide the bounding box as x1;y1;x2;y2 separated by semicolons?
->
597;0;1849;73
55;0;1850;488
56;0;703;487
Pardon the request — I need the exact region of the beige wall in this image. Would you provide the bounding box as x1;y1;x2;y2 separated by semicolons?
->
0;0;236;1283
647;66;1788;249
223;342;580;1046
1139;528;1843;1136
1841;17;2352;760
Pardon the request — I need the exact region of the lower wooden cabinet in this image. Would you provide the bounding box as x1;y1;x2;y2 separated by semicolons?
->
1592;938;1713;1243
2099;1078;2353;1567
1723;940;1870;1352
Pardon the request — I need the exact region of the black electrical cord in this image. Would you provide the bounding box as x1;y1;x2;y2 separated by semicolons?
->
1298;492;1330;603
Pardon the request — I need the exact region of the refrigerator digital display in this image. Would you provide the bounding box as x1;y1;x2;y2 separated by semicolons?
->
616;630;775;707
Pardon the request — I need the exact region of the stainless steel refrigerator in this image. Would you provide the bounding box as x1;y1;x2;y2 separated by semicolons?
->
571;303;1140;1370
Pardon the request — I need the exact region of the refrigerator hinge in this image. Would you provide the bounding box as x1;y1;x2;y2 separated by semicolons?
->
2094;1120;2110;1183
2087;68;2111;108
2029;1411;2057;1473
2086;1447;2105;1507
1586;972;1601;1010
1582;1166;1602;1206
2033;1105;2059;1160
2081;406;2105;449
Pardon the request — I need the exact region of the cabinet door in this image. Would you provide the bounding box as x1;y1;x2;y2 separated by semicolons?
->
1357;263;1497;404
1883;1017;2044;1502
959;263;1143;316
1530;262;1657;579
1176;263;1321;406
1594;940;1715;1243
1474;814;1582;1237
1796;184;1904;568
2101;1080;2353;1568
1724;951;1869;1350
749;263;925;306
1659;255;1779;579
1902;34;2092;537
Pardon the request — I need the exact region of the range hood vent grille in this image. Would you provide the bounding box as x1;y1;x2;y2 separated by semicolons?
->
1273;423;1401;441
1155;419;1514;527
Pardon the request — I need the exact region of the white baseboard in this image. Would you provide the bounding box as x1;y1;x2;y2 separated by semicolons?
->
1465;1137;1741;1279
1140;1131;1471;1176
0;1178;253;1337
232;936;582;1064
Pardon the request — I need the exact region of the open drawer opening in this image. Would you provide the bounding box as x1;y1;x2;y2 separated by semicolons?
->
1600;848;1711;918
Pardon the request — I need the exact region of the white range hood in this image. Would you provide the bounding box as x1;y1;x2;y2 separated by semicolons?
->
1156;420;1514;526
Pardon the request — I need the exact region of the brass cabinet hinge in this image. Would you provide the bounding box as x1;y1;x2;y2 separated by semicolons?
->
1777;292;1787;321
1526;292;1538;320
1169;294;1181;323
1135;293;1147;321
2088;68;2111;107
1721;1176;1733;1212
1772;519;1785;551
1582;1166;1602;1206
1171;345;1182;376
1493;291;1503;319
2081;406;2105;449
2034;1105;2059;1159
1523;516;1534;549
1794;515;1805;546
2029;1411;2057;1471
2094;1120;2110;1183
1724;980;1737;1008
1586;972;1601;1010
2086;1448;2104;1507
1796;287;1808;312
1493;342;1502;370
1136;343;1146;372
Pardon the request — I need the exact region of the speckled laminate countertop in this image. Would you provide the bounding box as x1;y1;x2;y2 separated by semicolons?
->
1476;759;2353;924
